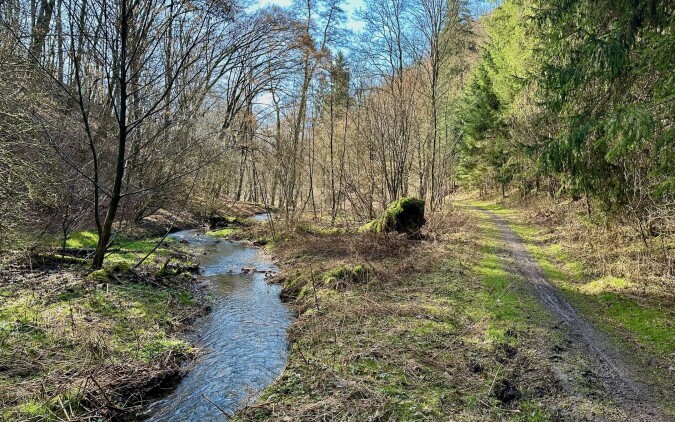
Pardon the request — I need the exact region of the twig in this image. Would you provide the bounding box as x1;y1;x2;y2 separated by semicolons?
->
89;376;127;412
201;393;233;419
57;395;72;422
134;171;199;268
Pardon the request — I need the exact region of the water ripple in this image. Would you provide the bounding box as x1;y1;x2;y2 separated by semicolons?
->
146;229;291;421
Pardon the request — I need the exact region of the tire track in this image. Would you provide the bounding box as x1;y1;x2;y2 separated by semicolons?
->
481;209;668;421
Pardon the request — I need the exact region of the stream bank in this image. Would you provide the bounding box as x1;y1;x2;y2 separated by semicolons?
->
0;205;277;421
0;246;206;421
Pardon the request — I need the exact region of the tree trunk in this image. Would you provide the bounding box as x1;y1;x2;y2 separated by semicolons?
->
92;0;129;269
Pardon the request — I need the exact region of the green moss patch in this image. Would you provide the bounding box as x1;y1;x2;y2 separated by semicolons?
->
65;230;99;249
59;230;186;270
205;228;235;238
281;264;370;302
360;197;426;235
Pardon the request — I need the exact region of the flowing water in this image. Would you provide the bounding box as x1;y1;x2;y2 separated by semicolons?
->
146;218;291;421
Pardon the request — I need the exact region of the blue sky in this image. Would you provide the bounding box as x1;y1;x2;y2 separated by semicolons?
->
256;1;496;32
257;0;366;31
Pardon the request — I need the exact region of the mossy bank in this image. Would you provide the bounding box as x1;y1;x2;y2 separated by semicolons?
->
0;237;208;421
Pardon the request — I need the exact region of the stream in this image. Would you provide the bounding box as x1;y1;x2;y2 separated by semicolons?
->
146;214;291;421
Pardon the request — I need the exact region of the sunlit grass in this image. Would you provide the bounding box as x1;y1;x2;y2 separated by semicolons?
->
0;275;198;420
472;217;548;347
205;227;235;237
65;230;99;249
59;230;181;268
467;201;675;360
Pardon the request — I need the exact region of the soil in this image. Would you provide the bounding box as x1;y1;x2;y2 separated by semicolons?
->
482;209;669;421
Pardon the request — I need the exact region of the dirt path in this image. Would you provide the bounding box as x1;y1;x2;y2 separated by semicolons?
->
482;210;668;421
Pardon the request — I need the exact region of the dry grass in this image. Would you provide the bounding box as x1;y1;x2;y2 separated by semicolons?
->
498;195;674;300
0;259;206;421
236;206;632;421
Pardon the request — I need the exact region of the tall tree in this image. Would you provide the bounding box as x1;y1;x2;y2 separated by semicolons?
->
537;0;674;230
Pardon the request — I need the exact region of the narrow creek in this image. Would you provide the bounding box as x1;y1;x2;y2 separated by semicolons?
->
146;214;291;421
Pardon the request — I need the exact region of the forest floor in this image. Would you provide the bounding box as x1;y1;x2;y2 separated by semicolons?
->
234;199;673;421
2;197;672;421
0;201;264;421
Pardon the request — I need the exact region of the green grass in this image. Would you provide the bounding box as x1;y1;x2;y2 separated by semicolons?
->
65;230;99;248
0;275;199;420
471;216;553;347
59;230;183;269
467;201;675;370
107;237;179;268
2;229;200;420
510;214;673;356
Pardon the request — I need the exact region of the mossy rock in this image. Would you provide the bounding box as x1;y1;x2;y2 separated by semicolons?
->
87;269;110;282
107;262;133;273
206;213;248;229
280;264;369;301
360;197;426;237
280;273;310;301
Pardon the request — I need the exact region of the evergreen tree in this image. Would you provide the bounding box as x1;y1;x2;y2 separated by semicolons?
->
537;0;674;224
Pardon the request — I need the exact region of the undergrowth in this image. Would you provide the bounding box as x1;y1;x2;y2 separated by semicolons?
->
57;230;184;270
0;242;205;420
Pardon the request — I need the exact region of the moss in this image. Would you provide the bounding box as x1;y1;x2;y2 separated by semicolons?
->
207;214;251;229
0;269;202;419
16;400;50;418
65;230;99;249
280;273;311;301
282;264;370;301
87;268;109;282
57;230;183;269
205;228;235;238
360;197;426;235
107;261;133;273
296;224;347;236
322;264;367;284
155;264;179;278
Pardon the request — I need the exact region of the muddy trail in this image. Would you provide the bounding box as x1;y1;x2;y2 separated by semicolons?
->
482;210;669;421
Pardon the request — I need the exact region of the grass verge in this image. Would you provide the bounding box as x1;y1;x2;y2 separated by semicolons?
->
465;200;675;412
